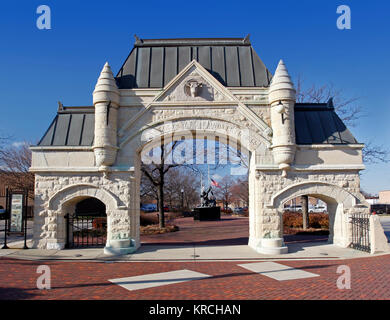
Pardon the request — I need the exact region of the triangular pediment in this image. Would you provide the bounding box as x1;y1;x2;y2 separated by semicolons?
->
118;60;273;146
154;60;234;103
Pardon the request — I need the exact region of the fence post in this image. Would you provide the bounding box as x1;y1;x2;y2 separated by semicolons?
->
2;188;9;249
23;189;29;249
65;213;69;249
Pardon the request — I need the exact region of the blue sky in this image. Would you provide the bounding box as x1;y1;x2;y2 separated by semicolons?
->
0;0;389;194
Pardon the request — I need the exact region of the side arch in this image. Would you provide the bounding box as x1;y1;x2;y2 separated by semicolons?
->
48;184;121;213
268;181;367;248
270;181;361;209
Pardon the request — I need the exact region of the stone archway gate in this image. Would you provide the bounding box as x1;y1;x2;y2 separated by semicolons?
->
29;36;388;255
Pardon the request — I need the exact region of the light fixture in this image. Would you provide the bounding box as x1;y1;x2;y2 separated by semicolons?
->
275;101;285;114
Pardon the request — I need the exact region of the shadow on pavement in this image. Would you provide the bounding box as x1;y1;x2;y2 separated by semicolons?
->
0;287;41;300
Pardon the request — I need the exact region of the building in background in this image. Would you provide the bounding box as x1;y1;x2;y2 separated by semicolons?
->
379;191;390;204
365;196;379;205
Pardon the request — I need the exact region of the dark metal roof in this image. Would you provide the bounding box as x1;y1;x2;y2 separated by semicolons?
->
294;103;358;144
38;103;358;147
116;36;272;89
38;106;95;146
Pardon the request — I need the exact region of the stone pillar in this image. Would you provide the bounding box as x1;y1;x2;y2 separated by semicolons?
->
301;195;309;230
268;60;296;177
93;62;120;171
370;215;390;254
249;172;288;255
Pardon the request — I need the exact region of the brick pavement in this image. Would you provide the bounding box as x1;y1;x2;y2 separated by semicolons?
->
141;216;328;245
0;215;386;300
0;255;390;300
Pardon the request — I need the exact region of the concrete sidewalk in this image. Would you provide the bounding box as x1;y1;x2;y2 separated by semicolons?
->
1;215;389;262
1;239;388;262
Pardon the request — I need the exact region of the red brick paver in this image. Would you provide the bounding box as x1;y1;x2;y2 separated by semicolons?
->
0;255;390;300
141;216;328;245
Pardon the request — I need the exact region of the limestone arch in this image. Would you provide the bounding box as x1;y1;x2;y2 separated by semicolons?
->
135;114;271;147
129;118;260;249
48;184;121;214
270;181;360;209
269;181;365;247
121;114;270;158
46;184;122;249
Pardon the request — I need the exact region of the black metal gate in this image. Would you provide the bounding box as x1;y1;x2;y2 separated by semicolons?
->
350;213;370;252
65;213;107;248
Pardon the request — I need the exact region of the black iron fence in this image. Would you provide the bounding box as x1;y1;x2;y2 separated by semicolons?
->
65;213;107;248
1;188;30;249
0;188;33;219
350;213;371;253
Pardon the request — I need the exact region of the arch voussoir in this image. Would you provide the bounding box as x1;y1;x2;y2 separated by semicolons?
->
48;184;121;213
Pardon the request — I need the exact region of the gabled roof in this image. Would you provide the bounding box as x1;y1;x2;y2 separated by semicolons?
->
294;102;358;144
115;36;272;89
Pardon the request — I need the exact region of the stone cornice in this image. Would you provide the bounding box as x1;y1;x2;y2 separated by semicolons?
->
30;146;93;151
256;164;365;171
297;144;365;149
30;166;135;173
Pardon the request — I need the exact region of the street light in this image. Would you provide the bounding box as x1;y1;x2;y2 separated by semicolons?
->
181;188;184;210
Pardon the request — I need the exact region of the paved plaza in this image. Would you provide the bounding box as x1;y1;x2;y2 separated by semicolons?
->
1;255;390;300
0;216;389;300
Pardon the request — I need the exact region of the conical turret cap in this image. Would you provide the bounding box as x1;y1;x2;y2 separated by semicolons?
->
270;60;295;91
94;62;119;92
93;62;119;104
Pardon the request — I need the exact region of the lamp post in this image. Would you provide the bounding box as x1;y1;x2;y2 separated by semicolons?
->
181;188;184;210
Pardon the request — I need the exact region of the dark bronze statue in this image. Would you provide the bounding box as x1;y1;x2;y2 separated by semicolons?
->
200;186;217;207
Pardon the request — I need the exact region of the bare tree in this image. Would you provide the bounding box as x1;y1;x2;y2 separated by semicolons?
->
296;76;389;164
361;141;389;164
140;139;179;228
164;167;200;209
230;178;249;207
0;142;34;197
140;172;158;208
296;77;362;126
215;176;234;210
141;165;200;212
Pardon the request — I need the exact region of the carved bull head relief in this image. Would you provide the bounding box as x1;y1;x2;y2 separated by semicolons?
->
184;79;203;97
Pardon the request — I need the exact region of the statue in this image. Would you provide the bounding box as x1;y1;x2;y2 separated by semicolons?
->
200;186;216;207
195;185;221;221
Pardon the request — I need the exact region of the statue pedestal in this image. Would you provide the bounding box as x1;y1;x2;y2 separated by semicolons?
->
193;206;221;221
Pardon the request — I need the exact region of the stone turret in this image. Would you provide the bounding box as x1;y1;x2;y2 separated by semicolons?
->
93;62;120;170
269;60;296;177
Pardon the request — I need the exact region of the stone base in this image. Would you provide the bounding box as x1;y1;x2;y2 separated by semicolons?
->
104;238;137;255
34;240;65;250
104;246;137;255
256;238;288;255
370;215;390;254
193;206;221;221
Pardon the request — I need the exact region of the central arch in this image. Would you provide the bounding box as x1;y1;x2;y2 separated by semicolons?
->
127;115;262;249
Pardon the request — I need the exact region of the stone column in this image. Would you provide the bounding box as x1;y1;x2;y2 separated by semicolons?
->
301;195;309;230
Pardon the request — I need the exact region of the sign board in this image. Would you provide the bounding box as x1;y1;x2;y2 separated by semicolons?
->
9;194;24;233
